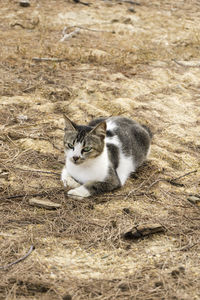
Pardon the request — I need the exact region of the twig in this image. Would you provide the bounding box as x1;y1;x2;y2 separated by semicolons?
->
10;18;39;30
148;170;197;189
170;170;197;181
60;25;111;43
73;25;111;33
32;57;68;62
76;25;111;33
11;166;60;176
178;242;199;252
98;192;153;199
22;86;36;93
11;23;26;29
60;23;112;43
173;59;200;68
10;23;37;30
118;0;141;4
1;193;46;200
156;242;199;256
0;245;35;270
1;188;65;201
60;27;80;42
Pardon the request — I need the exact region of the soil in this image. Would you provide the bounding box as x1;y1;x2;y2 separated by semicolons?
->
0;0;200;299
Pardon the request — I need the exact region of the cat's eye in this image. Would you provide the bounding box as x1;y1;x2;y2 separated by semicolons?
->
68;143;74;149
82;146;92;152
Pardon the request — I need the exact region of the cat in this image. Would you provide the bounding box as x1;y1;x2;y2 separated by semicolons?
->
61;115;152;199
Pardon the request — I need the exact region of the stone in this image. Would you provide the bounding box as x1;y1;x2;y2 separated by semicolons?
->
29;198;61;209
19;1;30;7
187;195;200;206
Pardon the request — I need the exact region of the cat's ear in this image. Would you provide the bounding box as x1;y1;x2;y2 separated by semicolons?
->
63;115;77;131
90;121;106;139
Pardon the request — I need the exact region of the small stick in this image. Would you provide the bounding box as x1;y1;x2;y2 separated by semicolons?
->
73;25;111;33
11;23;37;30
173;59;200;68
60;27;80;42
11;18;39;30
169;170;197;182
22;86;36;93
148;170;197;189
1;188;65;201
65;25;111;33
11;23;26;29
12;166;60;176
119;0;141;4
2;193;47;200
32;57;67;62
0;245;35;270
98;192;153;198
157;242;199;255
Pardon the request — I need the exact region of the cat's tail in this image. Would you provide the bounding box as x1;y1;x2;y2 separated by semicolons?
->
142;124;153;139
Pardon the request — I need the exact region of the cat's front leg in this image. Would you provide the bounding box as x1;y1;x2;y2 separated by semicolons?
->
67;175;120;199
61;166;80;188
68;185;91;199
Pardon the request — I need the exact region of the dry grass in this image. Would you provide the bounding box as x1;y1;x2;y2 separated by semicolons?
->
0;0;200;299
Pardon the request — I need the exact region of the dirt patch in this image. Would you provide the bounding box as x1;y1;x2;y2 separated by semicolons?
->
0;0;200;299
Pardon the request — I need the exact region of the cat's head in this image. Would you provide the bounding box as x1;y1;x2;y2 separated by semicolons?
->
63;115;106;165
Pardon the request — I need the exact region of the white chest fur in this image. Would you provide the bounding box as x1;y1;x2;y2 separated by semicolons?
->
66;146;109;184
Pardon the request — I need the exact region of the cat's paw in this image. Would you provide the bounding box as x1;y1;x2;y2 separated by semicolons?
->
61;167;68;187
68;186;90;199
61;167;80;188
65;176;80;188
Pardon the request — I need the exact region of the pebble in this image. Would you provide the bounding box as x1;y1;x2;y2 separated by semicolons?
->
19;0;30;7
187;195;200;205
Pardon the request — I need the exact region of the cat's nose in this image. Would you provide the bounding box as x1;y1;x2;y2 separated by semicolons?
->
73;156;79;162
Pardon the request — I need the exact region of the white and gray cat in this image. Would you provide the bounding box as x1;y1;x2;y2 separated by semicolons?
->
61;116;152;199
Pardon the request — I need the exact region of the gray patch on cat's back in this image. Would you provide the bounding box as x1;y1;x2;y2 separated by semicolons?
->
89;116;152;169
109;117;152;168
141;124;153;139
131;124;151;151
106;143;119;169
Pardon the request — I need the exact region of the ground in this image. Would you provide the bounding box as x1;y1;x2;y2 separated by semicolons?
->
0;0;200;299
